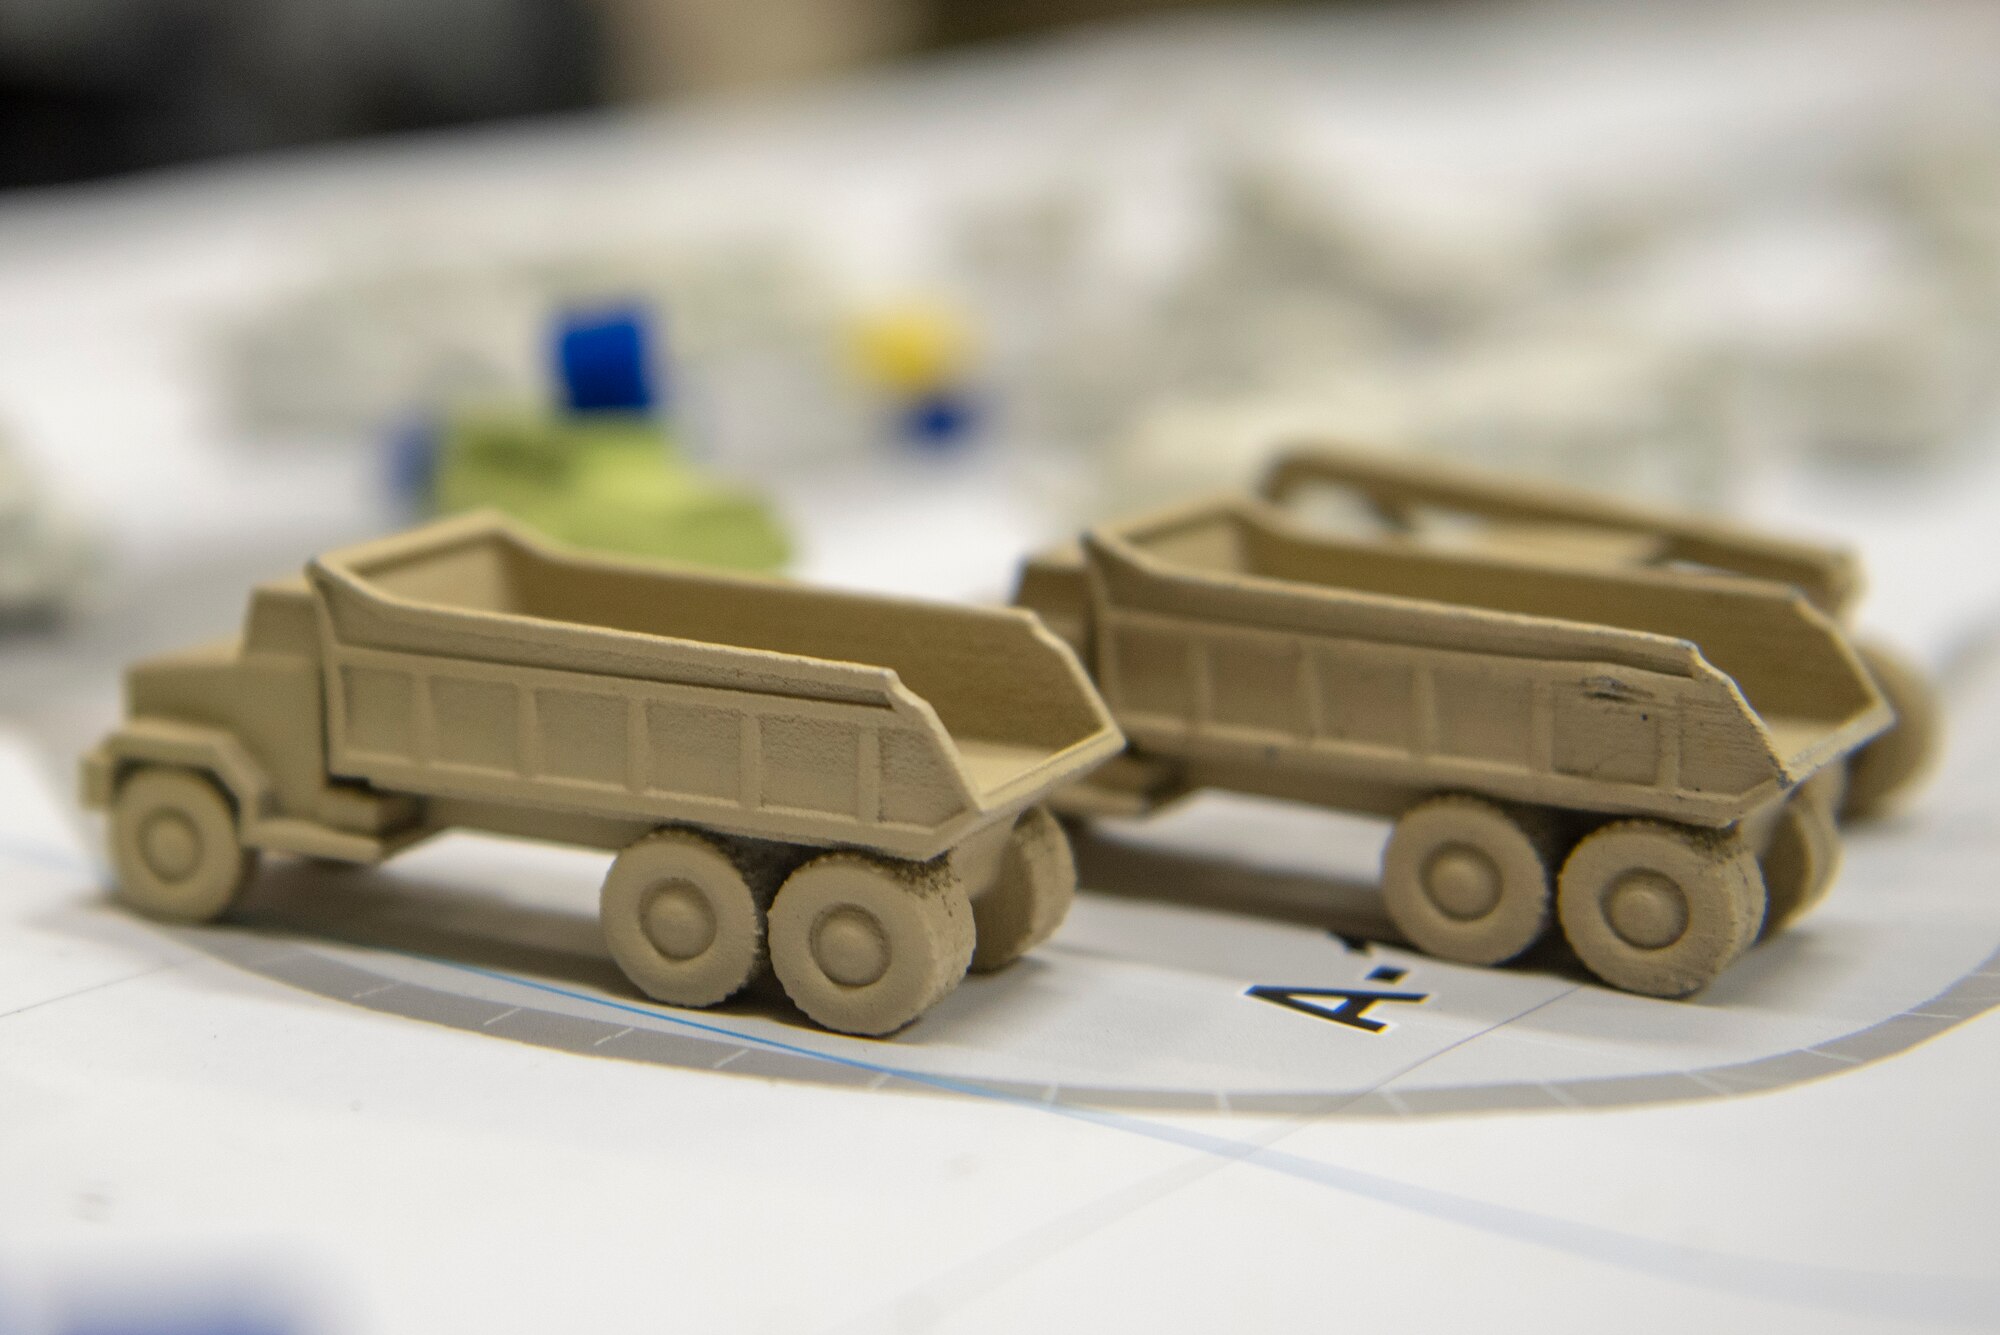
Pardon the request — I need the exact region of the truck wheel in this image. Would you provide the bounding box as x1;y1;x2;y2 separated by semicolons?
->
602;829;765;1008
769;852;975;1036
109;766;257;923
1558;821;1764;997
1842;639;1941;823
1758;789;1842;937
1381;795;1559;965
970;806;1076;974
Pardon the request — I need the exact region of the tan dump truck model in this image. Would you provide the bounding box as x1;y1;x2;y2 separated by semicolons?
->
84;513;1121;1035
1260;445;1939;821
1015;462;1897;998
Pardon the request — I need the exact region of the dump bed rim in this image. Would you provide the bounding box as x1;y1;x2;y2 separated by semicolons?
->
311;512;1122;823
317;510;940;710
314;511;943;693
1086;497;1720;679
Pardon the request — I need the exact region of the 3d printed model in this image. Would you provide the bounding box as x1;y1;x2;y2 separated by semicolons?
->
400;307;793;573
1016;445;1912;998
83;513;1121;1035
847;301;983;450
421;409;791;572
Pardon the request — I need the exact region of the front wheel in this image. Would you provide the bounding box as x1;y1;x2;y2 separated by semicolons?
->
1558;820;1764;997
769;853;974;1036
109;766;257;923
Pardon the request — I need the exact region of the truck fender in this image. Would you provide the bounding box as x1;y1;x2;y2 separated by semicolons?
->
80;718;275;827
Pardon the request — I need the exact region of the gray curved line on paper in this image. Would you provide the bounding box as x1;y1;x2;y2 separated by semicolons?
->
186;925;2000;1120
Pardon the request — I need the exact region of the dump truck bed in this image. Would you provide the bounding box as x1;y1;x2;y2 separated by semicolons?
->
309;514;1119;860
1081;500;1889;826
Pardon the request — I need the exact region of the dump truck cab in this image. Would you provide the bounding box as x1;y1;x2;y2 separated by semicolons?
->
82;580;421;864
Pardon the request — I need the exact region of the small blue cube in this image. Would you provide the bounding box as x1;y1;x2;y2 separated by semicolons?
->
555;305;660;415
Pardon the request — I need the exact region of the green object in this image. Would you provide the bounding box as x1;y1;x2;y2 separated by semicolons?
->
433;410;790;572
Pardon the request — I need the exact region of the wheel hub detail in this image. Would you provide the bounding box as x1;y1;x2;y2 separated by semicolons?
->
813;907;889;988
643;881;717;961
140;811;200;881
1424;844;1502;921
1605;871;1689;950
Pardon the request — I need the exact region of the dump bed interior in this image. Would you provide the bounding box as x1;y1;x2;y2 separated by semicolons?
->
1111;504;1881;766
320;518;1106;802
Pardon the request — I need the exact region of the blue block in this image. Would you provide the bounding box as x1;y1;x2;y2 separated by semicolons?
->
556;305;660;414
384;415;441;508
899;388;979;451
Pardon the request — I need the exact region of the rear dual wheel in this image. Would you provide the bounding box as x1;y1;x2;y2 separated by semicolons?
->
969;805;1076;974
769;854;975;1037
1557;821;1764;998
604;813;1074;1035
1384;795;1780;998
1843;639;1942;823
1758;783;1843;937
601;829;769;1008
1382;795;1558;966
770;806;1070;1034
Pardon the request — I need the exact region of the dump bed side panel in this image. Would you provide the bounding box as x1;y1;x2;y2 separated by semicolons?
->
1237;518;1881;744
313;515;1118;789
320;638;978;860
309;516;1120;854
1087;544;1784;826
